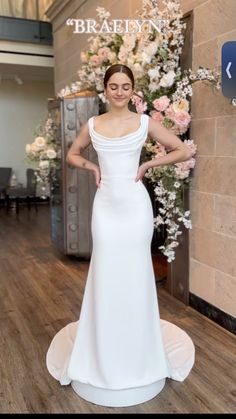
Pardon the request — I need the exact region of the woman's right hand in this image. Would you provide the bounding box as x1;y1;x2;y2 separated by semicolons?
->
93;166;101;188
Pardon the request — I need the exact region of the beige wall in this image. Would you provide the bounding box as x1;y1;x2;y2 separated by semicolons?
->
0;80;54;187
47;0;236;317
180;0;236;317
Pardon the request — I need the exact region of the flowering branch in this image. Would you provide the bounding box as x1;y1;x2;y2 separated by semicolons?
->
53;0;224;261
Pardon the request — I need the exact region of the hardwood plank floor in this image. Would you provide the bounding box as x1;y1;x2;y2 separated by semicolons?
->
0;204;235;413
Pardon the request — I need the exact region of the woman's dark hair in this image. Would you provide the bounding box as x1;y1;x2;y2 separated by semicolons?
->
104;64;135;89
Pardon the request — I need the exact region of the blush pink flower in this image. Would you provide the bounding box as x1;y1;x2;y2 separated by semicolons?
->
171;124;188;135
174;159;196;179
172;110;191;127
97;47;110;62
89;55;101;66
165;105;175;120
150;110;164;123
153;95;170;112
136;101;147;114
184;139;197;156
131;95;142;106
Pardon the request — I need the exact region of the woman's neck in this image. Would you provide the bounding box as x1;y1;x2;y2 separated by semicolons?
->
107;105;133;119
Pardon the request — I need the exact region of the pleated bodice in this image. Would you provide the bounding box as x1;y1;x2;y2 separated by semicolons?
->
88;113;149;180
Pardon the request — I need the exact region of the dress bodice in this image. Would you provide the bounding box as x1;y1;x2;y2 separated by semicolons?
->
88;114;149;179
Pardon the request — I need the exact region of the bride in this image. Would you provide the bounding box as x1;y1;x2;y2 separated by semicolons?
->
46;63;195;408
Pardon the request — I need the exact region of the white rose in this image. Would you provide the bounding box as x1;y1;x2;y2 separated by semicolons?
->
25;144;32;154
131;63;143;78
141;51;152;64
148;67;160;79
31;143;39;152
123;34;136;51
39;160;50;169
147;41;158;56
46;149;57;159
149;82;160;92
159;70;176;87
35;136;46;148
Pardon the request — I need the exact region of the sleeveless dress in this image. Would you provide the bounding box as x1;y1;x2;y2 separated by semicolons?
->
46;113;195;407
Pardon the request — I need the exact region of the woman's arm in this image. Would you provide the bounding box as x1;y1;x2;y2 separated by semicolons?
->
135;116;193;182
146;116;193;169
66;122;101;187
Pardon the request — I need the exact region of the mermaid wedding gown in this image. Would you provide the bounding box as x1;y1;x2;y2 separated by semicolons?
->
46;113;195;407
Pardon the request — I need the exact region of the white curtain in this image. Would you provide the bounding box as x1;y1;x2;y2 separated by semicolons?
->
0;0;54;21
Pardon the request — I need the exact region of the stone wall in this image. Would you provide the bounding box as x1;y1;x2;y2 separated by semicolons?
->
47;0;236;318
180;0;236;317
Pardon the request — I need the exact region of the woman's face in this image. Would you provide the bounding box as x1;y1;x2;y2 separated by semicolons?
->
105;72;133;107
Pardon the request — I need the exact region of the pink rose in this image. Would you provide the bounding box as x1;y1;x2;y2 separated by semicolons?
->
174;158;196;179
172;110;191;127
90;55;101;66
165;105;175;120
153;95;170;112
131;95;142;106
136;101;147;114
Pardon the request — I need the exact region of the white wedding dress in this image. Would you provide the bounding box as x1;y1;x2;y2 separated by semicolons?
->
46;113;195;407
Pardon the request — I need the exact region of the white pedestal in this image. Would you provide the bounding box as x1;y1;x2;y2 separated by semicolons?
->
71;378;166;407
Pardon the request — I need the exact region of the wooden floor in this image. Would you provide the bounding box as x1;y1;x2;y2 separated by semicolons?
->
0;204;235;414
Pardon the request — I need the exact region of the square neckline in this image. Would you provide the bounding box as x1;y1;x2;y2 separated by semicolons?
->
91;114;144;140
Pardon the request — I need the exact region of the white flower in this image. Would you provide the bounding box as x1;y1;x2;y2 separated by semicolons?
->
118;48;129;62
25;144;32;154
132;63;144;78
35;136;46;148
46;149;57;159
148;67;160;79
159;70;176;87
154;215;164;226
39;160;50;169
31;143;39;152
96;6;110;20
184;219;192;229
123;34;136;51
107;50;116;62
168;191;176;200
149;82;160;92
174;181;181;188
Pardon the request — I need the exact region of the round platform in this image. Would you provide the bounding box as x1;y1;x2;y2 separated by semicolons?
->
71;378;166;407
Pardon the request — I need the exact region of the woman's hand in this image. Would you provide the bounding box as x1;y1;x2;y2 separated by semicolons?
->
93;166;101;188
135;162;150;182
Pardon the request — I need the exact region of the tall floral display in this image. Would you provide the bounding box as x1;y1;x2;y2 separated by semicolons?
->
25;116;61;198
33;0;222;261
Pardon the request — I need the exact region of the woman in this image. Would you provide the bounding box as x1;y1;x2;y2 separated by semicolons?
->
66;64;192;187
46;64;195;407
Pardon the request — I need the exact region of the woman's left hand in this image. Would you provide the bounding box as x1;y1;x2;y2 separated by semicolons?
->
135;162;149;182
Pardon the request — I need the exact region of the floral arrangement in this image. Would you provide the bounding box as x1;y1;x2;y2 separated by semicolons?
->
56;0;222;261
25;116;61;198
